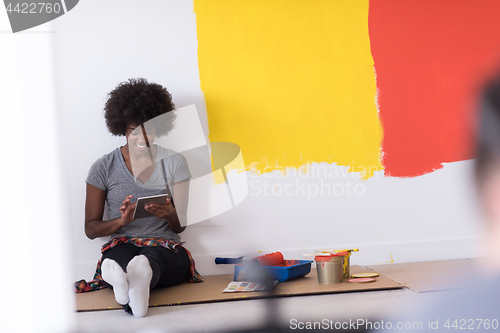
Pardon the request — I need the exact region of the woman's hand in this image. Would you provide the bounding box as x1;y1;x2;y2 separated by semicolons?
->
144;198;176;219
119;195;136;225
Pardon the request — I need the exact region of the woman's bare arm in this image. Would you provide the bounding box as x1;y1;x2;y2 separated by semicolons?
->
171;178;190;231
84;183;135;239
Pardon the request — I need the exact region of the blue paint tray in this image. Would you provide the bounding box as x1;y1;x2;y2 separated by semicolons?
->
234;260;312;282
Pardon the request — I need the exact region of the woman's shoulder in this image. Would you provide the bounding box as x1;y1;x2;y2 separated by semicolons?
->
156;145;177;158
86;148;122;188
156;145;187;164
89;147;122;171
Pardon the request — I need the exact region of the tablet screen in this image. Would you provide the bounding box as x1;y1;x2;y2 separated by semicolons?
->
133;194;169;219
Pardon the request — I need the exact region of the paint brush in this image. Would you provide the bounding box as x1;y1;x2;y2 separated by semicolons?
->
140;124;156;166
215;256;246;265
215;252;284;266
302;253;334;257
315;248;359;253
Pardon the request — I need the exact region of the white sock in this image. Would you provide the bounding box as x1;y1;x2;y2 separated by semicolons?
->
101;259;129;305
126;255;153;317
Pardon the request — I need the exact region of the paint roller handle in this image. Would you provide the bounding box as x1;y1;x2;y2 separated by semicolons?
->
214;256;245;265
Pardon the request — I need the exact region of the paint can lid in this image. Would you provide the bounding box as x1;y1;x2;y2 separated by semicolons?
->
347;277;376;283
351;272;379;278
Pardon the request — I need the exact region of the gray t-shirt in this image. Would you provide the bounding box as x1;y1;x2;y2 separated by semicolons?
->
86;145;191;242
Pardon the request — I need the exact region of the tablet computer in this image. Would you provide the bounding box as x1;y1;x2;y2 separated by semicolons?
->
133;194;170;219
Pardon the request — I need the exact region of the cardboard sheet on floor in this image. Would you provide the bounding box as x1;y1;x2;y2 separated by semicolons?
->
75;265;403;312
366;259;481;293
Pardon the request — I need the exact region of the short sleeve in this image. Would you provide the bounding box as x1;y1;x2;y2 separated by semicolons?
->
170;152;192;184
85;157;108;191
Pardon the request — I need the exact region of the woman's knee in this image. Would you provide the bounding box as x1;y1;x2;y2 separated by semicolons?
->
102;244;141;271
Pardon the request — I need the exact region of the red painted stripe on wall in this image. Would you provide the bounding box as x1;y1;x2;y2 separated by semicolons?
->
369;0;500;177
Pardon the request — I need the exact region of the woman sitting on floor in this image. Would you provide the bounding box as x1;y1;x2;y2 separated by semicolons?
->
79;78;202;317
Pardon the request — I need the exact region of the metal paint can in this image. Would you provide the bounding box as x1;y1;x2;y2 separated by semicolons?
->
315;255;344;284
315;248;358;278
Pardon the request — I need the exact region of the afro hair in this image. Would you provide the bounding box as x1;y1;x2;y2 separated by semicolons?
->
104;78;175;137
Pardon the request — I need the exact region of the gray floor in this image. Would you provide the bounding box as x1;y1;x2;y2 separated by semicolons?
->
75;287;449;333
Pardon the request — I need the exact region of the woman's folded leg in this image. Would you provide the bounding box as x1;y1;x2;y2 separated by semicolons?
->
139;246;190;289
101;244;141;306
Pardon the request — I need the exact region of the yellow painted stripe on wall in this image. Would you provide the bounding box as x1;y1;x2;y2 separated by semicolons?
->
195;0;382;177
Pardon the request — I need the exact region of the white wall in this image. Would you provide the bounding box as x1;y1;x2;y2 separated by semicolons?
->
51;0;486;282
